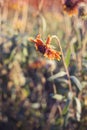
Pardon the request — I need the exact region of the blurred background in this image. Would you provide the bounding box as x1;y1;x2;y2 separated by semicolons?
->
0;0;87;130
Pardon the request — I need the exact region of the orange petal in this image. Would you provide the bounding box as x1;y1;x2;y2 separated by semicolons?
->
36;34;41;39
45;35;51;46
36;39;44;45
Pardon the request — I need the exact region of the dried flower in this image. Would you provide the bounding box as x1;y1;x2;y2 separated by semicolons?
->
29;59;46;69
78;4;87;19
30;35;61;61
63;0;85;16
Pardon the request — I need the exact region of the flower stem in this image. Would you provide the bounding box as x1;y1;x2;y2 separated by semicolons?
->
51;71;57;94
51;35;72;92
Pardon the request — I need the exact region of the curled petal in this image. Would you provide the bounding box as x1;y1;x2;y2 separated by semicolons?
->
45;48;61;61
30;38;43;45
45;35;51;46
36;34;41;39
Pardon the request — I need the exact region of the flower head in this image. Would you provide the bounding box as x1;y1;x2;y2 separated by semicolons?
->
30;35;61;61
63;0;85;16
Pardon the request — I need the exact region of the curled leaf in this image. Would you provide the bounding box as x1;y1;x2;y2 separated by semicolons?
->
70;76;82;91
48;71;67;81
